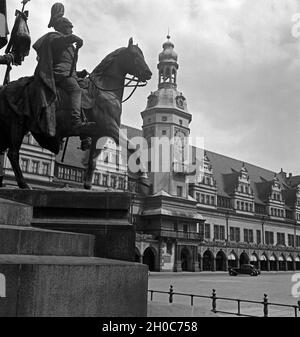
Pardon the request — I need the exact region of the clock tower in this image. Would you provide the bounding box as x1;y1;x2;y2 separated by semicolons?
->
141;35;192;197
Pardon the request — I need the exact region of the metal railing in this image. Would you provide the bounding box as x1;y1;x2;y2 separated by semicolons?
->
148;285;300;317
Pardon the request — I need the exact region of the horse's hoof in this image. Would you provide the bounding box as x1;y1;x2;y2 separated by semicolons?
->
19;183;32;190
84;183;92;190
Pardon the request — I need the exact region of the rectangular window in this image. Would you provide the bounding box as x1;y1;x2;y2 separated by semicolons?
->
102;174;108;186
20;158;29;172
162;116;167;121
265;231;274;245
118;177;126;190
277;232;285;246
230;227;234;241
205;223;210;239
111;176;117;188
58;166;64;179
64;168;70;180
94;173;101;185
249;229;253;243
41;162;50;176
256;230;261;244
214;225;225;241
70;169;76;181
103;151;109;164
288;234;294;247
296;236;300;247
214;225;218;240
244;229;248;243
206;195;210;204
177;186;183;197
236;228;240;242
32;161;39;174
76;170;83;183
199;223;204;239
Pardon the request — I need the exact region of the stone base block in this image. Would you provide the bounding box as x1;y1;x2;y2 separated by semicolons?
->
0;198;32;226
0;255;148;317
0;226;94;257
0;189;135;262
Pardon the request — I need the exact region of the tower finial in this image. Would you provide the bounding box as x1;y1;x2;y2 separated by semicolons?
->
167;28;170;40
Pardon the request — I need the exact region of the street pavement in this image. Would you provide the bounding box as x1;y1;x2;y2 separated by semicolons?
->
148;271;300;317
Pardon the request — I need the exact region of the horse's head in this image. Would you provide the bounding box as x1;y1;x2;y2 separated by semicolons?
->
122;38;152;82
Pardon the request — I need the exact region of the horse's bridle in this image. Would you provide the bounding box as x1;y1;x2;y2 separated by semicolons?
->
87;72;148;103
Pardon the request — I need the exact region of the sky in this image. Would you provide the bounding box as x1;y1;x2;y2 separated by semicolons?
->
2;0;300;175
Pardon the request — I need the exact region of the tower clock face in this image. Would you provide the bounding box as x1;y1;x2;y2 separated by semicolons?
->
174;129;185;162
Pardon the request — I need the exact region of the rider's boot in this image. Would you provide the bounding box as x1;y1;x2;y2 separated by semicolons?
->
80;136;92;151
70;90;96;135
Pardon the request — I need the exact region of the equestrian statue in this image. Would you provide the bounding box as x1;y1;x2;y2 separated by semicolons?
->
0;2;152;190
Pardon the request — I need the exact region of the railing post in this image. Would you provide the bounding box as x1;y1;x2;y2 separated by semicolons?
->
191;295;194;306
169;285;174;304
150;290;153;301
263;294;268;317
237;300;241;316
212;289;217;313
298;301;300;312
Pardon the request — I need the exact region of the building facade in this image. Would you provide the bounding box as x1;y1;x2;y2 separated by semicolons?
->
1;36;300;273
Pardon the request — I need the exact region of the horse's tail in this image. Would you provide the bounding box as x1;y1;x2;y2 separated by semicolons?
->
31;132;61;155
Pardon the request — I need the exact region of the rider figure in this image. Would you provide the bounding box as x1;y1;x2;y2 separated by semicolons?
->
33;3;95;138
47;13;95;135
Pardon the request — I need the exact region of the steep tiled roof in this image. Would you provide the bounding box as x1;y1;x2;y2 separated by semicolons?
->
287;176;300;188
203;150;280;204
283;188;297;206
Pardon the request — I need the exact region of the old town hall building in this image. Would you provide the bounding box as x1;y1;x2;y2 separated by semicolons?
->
1;36;300;273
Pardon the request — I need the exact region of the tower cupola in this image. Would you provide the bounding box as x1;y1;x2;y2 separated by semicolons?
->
157;35;179;89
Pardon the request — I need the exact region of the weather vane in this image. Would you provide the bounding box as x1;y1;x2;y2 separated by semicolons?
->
21;0;31;12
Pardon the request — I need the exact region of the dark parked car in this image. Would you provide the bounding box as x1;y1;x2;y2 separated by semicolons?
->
229;264;260;276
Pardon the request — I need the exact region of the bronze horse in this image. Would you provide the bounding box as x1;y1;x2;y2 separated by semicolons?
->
0;38;152;189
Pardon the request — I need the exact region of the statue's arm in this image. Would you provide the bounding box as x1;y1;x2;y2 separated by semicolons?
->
0;53;14;65
51;34;83;51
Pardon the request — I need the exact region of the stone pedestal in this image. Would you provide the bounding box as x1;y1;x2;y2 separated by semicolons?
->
0;255;147;317
0;189;135;262
0;193;148;317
